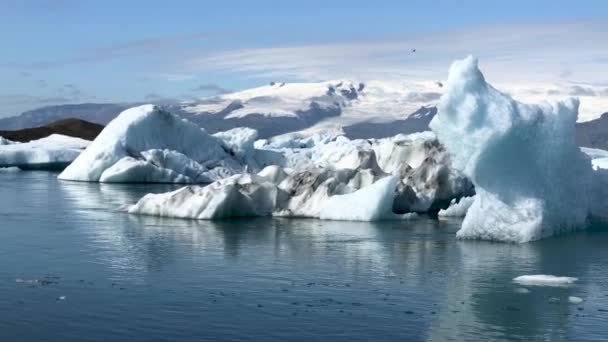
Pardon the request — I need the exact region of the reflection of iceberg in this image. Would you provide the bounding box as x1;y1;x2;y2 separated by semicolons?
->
430;56;608;242
426;240;576;341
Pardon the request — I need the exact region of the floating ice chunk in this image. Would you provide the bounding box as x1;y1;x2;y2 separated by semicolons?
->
257;165;288;184
438;196;475;217
513;275;577;287
129;165;420;221
320;176;416;221
581;147;608;170
213;127;258;162
129;174;278;219
514;287;530;294
58;105;244;183
430;56;599;242
0;136;16;145
0;166;21;172
568;296;584;304
0;134;89;170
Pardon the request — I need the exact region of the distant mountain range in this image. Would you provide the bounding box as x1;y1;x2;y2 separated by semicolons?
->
576;112;608;150
0;118;103;142
0;79;606;148
0;80;440;138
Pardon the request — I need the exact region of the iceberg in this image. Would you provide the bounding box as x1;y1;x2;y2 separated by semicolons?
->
257;130;473;213
513;275;577;287
430;56;605;242
0;136;16;145
58;105;248;183
128;173;278;219
581;147;608;170
319;176;416;221
127;127;474;221
79;104;470;215
129;165;417;221
438;196;475;217
0;134;89;170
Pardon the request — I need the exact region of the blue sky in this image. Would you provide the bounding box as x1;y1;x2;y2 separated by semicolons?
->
1;0;607;117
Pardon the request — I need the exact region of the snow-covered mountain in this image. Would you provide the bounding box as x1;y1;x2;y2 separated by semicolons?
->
1;79;606;143
176;79;442;137
0;80;442;138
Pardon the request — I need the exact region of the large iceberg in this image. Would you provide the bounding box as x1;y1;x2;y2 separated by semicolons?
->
129;166;416;221
430;56;606;242
127;128;473;221
59;105;251;183
0;134;89;170
60;103;472;216
256;130;473;213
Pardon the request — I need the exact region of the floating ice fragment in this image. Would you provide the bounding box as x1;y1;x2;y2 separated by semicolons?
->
513;275;577;287
568;296;584;304
514;287;530;294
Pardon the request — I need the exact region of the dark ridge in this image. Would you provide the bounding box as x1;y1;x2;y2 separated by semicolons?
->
343;106;437;139
576;112;608;150
0;118;104;142
0;103;133;130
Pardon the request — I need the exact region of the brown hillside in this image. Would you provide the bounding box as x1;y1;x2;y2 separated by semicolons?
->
0;118;104;142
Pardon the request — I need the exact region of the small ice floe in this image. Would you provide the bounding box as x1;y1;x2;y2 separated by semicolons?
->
513;275;577;287
568;296;584;304
58;296;66;301
514;287;531;294
15;278;38;284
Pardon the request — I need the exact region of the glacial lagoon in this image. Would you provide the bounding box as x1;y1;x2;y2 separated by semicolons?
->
2;171;608;341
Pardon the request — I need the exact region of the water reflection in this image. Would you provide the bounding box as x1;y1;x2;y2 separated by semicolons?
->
5;172;602;340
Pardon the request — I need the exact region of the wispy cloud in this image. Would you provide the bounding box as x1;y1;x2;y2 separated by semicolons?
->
0;94;72;108
6;32;219;70
191;83;232;94
187;21;608;85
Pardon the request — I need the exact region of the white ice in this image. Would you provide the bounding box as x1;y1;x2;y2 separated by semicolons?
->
129;164;421;221
58;105;248;183
0;136;16;145
319;176;416;221
513;275;578;287
568;296;584;304
581;147;608;170
438;196;475;218
430;56;604;242
0;134;89;170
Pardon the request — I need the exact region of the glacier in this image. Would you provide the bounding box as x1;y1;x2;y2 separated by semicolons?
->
430;56;608;242
0;134;89;170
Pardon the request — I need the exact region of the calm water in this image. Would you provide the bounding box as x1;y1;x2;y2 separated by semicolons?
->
2;172;608;341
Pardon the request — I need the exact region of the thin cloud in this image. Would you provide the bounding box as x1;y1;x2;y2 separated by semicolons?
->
187;21;608;85
569;85;596;96
8;31;219;70
405;91;441;103
191;83;232;94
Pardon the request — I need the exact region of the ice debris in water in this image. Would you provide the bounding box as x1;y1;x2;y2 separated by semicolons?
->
513;275;577;287
568;296;584;304
514;287;531;294
430;56;608;242
438;196;474;217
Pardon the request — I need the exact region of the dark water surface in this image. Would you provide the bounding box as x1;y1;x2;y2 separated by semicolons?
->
2;171;608;341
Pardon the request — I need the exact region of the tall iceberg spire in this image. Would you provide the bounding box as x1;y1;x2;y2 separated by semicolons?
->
430;56;598;242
